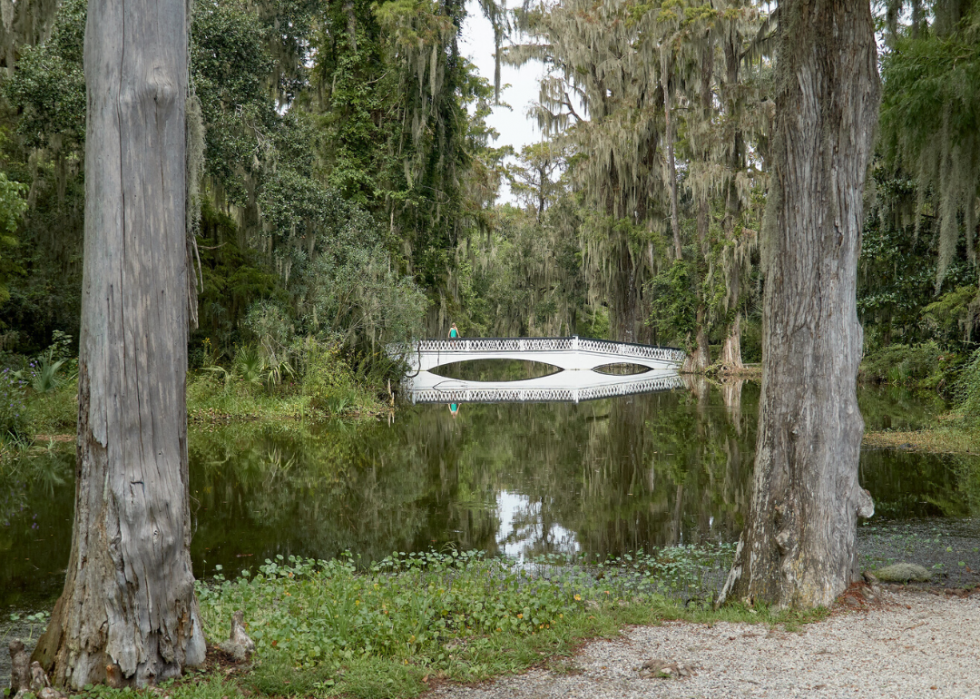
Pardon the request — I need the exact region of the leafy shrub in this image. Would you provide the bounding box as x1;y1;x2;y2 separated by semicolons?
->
243;300;294;362
957;348;980;424
302;344;376;417
860;342;951;389
646;260;697;346
206;344;295;394
305;245;428;353
921;286;980;348
14;331;75;393
29;349;67;393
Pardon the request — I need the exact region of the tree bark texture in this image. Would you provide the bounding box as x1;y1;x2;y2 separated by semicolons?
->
682;305;711;373
719;314;743;371
718;0;879;609
32;0;205;687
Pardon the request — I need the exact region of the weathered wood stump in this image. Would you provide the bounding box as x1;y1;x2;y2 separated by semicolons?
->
218;611;255;663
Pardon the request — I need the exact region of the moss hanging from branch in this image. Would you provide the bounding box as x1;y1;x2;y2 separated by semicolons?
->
879;0;980;289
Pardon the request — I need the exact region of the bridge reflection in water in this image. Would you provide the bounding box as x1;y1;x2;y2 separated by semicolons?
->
391;336;686;404
405;369;684;404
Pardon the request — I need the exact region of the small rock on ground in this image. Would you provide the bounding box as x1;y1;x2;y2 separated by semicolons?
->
875;562;932;582
432;590;980;699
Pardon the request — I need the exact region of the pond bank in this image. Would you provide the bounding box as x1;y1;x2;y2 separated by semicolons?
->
29;424;980;454
863;425;977;454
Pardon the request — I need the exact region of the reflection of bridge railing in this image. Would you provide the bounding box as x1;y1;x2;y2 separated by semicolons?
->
387;336;687;373
404;370;685;404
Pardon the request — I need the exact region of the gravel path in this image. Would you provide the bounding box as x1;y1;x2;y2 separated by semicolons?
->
432;590;980;699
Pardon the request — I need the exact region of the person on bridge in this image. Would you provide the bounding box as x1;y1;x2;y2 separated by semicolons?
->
448;323;460;339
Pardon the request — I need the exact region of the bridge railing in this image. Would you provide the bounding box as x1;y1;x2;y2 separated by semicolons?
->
387;336;686;364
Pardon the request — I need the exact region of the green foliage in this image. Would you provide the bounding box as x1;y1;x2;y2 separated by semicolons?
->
0;368;29;441
860;166;977;353
193;205;284;355
956;347;980;424
860;342;952;389
303;237;429;352
11;331;74;395
464;204;588;337
205;344;296;394
302;345;378;418
196;551;675;688
28;349;67;393
242;300;294;360
921;286;980;346
186;371;308;423
646;261;698;346
2;0;86;151
26;378;77;434
878;1;980;287
0;172;27;305
190;546;817;698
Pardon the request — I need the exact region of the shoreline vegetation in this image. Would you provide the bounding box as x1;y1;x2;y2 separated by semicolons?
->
8;369;978;458
862;426;978;454
29;426;980;456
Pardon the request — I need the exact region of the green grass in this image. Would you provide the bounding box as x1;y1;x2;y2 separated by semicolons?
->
189;550;819;698
186;372;312;423
43;549;832;699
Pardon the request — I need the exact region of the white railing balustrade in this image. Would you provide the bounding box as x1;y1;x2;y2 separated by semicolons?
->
386;335;686;373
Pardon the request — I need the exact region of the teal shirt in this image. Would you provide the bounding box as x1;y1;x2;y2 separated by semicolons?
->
449;328;459;338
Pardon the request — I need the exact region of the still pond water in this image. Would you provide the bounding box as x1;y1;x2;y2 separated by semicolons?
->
2;375;978;619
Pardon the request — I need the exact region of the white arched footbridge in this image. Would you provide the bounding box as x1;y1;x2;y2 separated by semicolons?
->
388;336;686;374
387;337;686;404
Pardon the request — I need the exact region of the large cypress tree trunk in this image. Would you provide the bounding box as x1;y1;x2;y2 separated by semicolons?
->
31;0;205;687
717;0;879;609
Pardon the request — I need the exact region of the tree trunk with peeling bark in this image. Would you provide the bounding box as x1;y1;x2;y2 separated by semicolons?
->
31;0;205;687
718;0;879;609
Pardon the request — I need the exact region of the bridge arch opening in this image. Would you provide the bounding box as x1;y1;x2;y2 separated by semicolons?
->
430;359;563;382
593;363;651;376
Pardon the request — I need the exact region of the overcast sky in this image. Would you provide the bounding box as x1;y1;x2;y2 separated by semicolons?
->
460;1;544;203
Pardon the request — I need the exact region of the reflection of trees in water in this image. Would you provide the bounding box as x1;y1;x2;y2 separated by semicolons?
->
184;385;762;572
189;423;434;569
0;447;75;607
719;377;745;429
569;384;757;555
6;384;979;605
860;447;979;519
439;384;759;558
181;379;980;576
499;495;577;558
187;414;507;572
